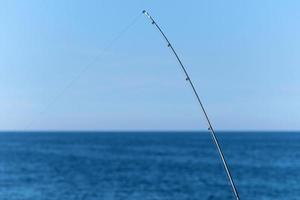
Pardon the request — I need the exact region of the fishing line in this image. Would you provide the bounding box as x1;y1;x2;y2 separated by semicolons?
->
24;12;143;130
142;10;240;200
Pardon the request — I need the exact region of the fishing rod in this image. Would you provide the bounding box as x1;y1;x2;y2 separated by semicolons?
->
142;10;240;200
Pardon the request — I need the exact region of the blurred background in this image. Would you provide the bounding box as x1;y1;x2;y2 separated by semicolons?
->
0;0;300;131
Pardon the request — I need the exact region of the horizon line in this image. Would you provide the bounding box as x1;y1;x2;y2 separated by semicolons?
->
0;129;299;133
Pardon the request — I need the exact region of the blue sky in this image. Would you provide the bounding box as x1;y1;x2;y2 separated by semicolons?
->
0;1;299;131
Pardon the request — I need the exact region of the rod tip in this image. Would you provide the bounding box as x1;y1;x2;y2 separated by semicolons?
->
142;10;151;19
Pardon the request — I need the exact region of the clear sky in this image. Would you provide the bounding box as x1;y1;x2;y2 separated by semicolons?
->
1;0;299;131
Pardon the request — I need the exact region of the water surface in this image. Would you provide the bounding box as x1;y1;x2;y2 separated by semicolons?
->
0;131;299;200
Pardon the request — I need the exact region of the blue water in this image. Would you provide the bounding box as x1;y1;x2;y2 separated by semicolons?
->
0;131;299;200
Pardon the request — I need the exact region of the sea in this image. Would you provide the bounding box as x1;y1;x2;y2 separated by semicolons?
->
0;131;299;200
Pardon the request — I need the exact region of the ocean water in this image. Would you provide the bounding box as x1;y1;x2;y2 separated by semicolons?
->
0;131;299;200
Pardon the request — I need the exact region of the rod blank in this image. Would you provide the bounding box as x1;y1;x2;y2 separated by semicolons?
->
142;10;240;200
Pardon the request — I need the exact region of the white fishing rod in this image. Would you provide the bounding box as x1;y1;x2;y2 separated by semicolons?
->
142;10;240;200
